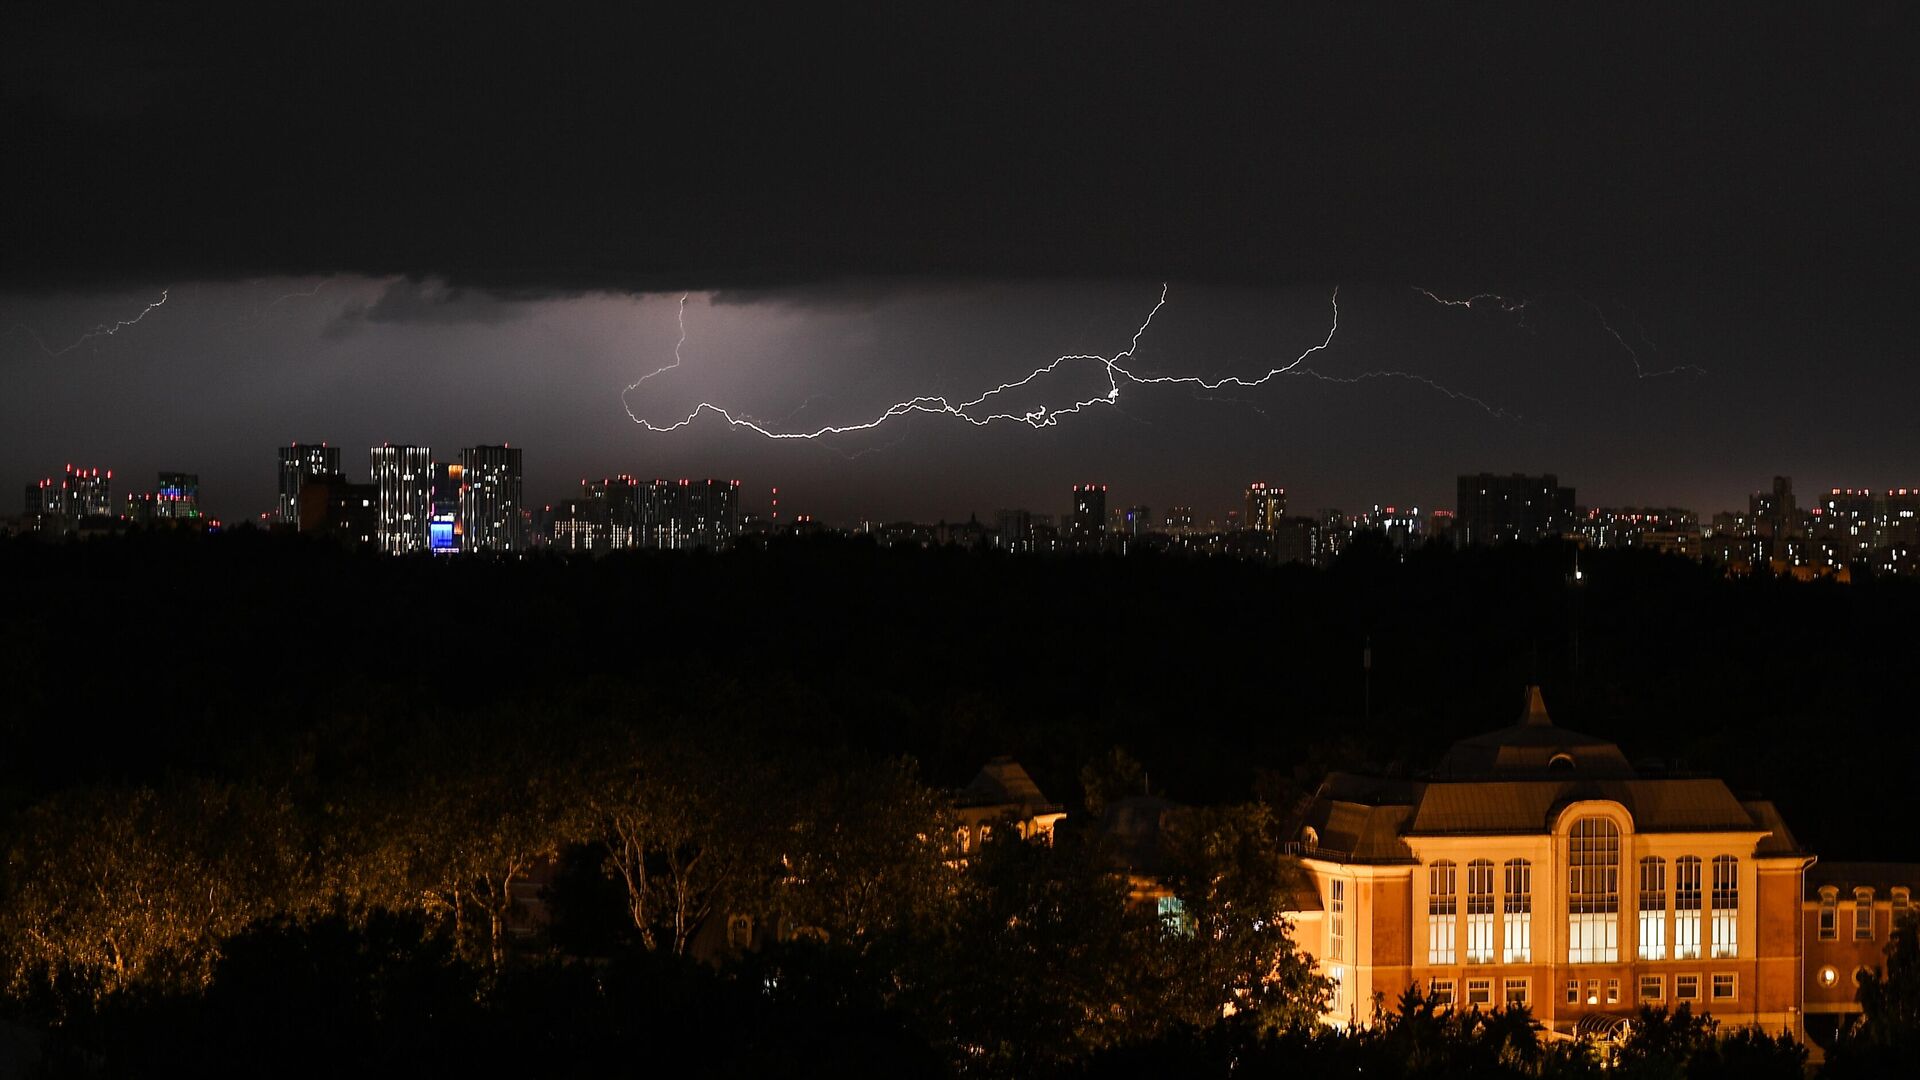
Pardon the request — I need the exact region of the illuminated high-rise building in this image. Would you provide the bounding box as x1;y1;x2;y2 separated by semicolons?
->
600;475;642;548
1246;483;1286;532
371;445;431;553
154;472;200;520
1070;484;1107;550
1456;473;1575;545
674;479;742;549
458;445;526;553
278;444;340;524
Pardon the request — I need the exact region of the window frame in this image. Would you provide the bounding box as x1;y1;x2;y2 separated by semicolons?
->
1639;974;1665;1002
1675;973;1701;1002
1503;977;1529;1007
1711;973;1738;1001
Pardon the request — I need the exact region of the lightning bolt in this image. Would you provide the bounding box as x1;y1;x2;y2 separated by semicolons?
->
1412;287;1528;314
624;284;1528;441
1583;298;1706;379
619;293;692;417
223;277;336;329
1415;285;1705;381
11;289;170;356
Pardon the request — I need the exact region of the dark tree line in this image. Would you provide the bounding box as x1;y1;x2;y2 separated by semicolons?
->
2;531;1917;1074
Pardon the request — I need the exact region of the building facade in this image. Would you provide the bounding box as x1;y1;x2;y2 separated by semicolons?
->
154;472;200;520
278;444;340;524
371;445;431;554
1802;862;1919;1055
1293;689;1811;1039
1456;474;1576;546
458;445;526;553
1070;484;1107;551
1246;483;1286;533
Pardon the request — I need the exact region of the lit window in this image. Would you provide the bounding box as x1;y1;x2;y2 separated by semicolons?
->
1676;974;1701;1002
1640;975;1665;1002
1711;856;1739;959
1504;978;1529;1007
1711;973;1737;1001
1467;978;1492;1007
1567;818;1620;963
1675;856;1703;960
1565;979;1580;1004
1429;861;1457;965
1856;889;1875;940
1503;859;1532;963
1431;978;1455;1007
1466;860;1496;964
1638;856;1668;960
1819;887;1839;941
1607;978;1620;1004
1330;879;1346;962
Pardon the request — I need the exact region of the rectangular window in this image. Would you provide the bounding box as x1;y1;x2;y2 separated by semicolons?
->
1676;974;1701;1002
1566;979;1580;1005
1819;900;1838;941
1431;978;1455;1007
1329;880;1346;962
1711;856;1739;959
1429;863;1457;965
1640;975;1665;1002
1607;978;1621;1004
1638;857;1668;961
1895;889;1910;913
1675;857;1703;960
1504;978;1529;1007
1856;891;1875;940
1466;862;1496;964
1504;860;1532;963
1711;973;1737;1001
1467;978;1492;1007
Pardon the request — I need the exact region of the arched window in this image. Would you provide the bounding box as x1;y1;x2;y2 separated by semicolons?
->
1638;857;1667;960
1674;856;1703;960
1466;860;1496;963
1567;817;1620;963
1428;861;1457;965
1856;888;1876;940
1711;856;1739;958
1818;886;1839;941
1503;859;1532;963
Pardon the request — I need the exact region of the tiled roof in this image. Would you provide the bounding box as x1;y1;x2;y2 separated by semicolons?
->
1807;861;1920;897
957;756;1060;812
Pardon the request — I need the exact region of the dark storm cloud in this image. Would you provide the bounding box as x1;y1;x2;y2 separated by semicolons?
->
327;277;528;335
3;3;1911;296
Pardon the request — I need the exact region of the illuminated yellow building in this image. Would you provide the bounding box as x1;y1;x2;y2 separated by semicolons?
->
955;756;1066;852
1292;688;1812;1039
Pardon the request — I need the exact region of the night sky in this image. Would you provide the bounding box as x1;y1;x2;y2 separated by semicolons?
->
4;4;1913;524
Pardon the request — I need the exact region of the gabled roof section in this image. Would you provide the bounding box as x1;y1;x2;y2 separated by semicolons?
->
957;756;1061;813
1432;686;1636;780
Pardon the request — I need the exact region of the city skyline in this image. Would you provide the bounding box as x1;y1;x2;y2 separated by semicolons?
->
5;7;1915;528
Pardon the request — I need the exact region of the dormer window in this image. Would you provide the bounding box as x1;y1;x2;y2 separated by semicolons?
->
1301;826;1320;851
